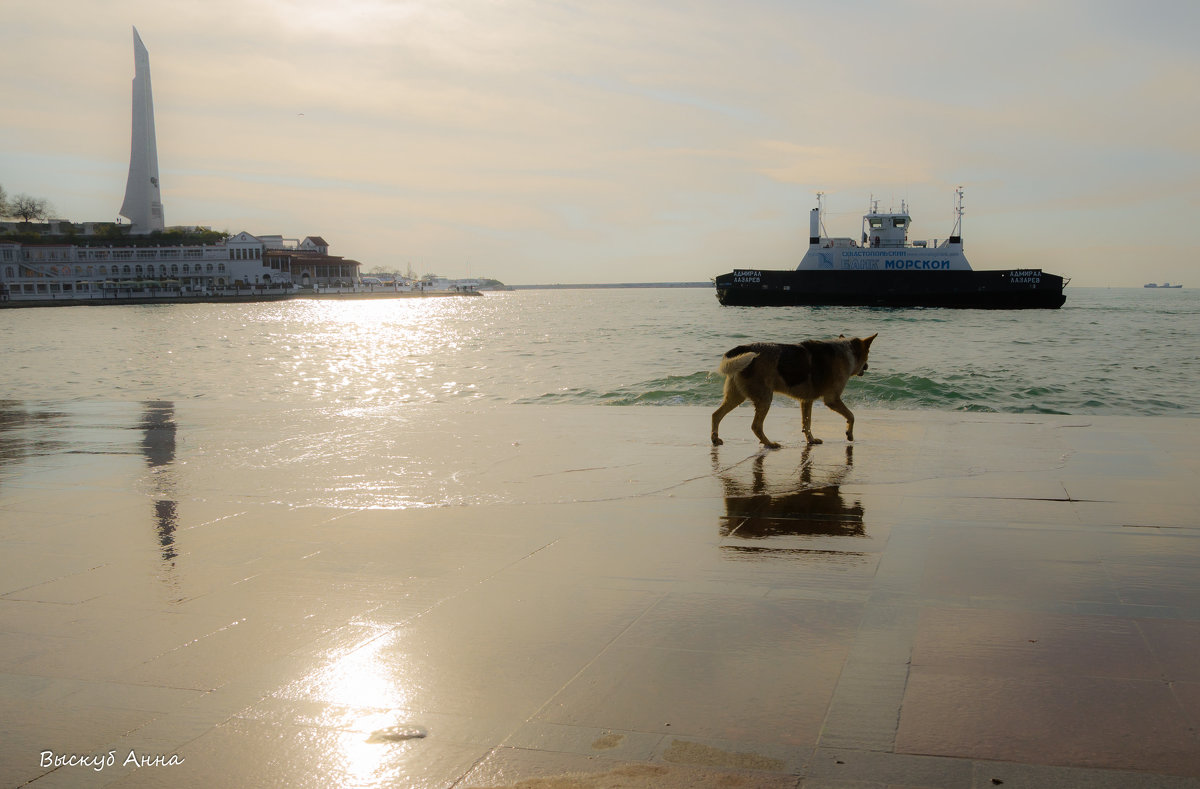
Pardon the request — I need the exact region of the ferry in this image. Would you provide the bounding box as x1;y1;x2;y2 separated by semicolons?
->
715;189;1068;309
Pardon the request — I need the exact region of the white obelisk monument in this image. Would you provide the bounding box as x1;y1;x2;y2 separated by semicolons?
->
119;27;165;233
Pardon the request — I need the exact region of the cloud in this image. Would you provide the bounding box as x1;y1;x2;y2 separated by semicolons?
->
2;0;1198;285
754;142;936;190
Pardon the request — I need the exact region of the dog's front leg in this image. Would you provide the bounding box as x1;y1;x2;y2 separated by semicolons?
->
825;398;855;441
801;399;822;444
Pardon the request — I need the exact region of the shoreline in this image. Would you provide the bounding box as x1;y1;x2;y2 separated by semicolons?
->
0;289;482;308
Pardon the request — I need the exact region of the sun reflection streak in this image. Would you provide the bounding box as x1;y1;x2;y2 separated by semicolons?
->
276;631;423;785
262;298;490;407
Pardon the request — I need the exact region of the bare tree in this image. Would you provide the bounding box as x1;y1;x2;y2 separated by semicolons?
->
9;194;51;225
0;183;8;217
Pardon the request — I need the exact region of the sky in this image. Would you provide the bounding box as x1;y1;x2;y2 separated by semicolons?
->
2;0;1198;286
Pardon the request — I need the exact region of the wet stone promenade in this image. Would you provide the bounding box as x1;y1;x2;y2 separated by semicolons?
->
1;402;1198;788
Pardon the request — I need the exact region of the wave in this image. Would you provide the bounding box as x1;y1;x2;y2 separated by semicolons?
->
520;369;1103;414
519;371;723;406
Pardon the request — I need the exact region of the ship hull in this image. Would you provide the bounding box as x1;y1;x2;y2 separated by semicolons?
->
714;268;1067;309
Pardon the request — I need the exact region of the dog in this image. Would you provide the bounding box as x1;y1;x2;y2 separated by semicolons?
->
711;334;876;448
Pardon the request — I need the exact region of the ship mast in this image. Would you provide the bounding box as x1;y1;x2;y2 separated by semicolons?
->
949;186;964;243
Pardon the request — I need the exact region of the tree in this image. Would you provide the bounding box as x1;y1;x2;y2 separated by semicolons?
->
92;223;127;241
9;194;51;225
0;183;8;217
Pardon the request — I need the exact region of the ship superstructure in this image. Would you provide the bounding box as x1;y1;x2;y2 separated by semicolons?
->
798;190;971;273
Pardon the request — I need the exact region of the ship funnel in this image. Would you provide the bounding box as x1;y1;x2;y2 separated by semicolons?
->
809;208;820;245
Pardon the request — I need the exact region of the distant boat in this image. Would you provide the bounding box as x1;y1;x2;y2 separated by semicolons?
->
1144;282;1183;288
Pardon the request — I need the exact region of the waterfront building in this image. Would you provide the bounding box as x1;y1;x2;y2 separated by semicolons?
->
0;29;363;302
0;231;360;299
263;236;361;288
419;275;482;292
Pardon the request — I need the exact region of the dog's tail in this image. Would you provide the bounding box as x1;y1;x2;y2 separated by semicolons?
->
717;351;758;377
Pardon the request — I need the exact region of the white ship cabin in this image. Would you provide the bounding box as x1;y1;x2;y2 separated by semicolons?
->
798;191;971;272
864;201;913;248
418;275;481;292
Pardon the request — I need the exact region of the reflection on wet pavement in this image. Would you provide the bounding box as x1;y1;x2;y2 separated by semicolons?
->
1;402;1198;788
0;401;69;482
140;401;179;565
716;446;866;562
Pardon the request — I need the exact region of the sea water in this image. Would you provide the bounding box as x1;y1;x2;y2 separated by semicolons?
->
1;287;1196;510
2;287;1197;416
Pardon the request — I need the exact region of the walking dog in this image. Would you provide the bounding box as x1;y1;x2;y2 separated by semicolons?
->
711;334;877;448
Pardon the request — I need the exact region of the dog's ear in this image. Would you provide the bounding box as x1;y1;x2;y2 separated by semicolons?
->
863;333;877;348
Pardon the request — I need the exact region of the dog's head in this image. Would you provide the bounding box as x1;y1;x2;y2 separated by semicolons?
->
850;333;876;376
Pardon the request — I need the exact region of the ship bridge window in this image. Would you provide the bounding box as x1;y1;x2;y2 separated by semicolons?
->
893;217;907;228
869;218;883;229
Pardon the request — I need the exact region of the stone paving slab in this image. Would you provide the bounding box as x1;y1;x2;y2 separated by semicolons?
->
0;403;1197;787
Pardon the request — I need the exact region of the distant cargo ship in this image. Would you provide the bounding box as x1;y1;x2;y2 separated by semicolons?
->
1144;282;1183;288
715;189;1068;309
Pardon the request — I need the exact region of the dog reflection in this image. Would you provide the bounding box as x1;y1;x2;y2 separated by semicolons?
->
139;400;176;470
716;445;864;553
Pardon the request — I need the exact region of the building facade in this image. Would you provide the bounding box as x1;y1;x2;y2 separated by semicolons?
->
0;232;360;300
0;30;365;302
263;236;361;288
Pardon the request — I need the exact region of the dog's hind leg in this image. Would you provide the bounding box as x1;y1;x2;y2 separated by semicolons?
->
711;380;746;446
801;399;822;445
750;393;781;449
825;398;855;441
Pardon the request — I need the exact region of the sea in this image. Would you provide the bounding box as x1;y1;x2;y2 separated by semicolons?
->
1;286;1197;510
2;287;1197;416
